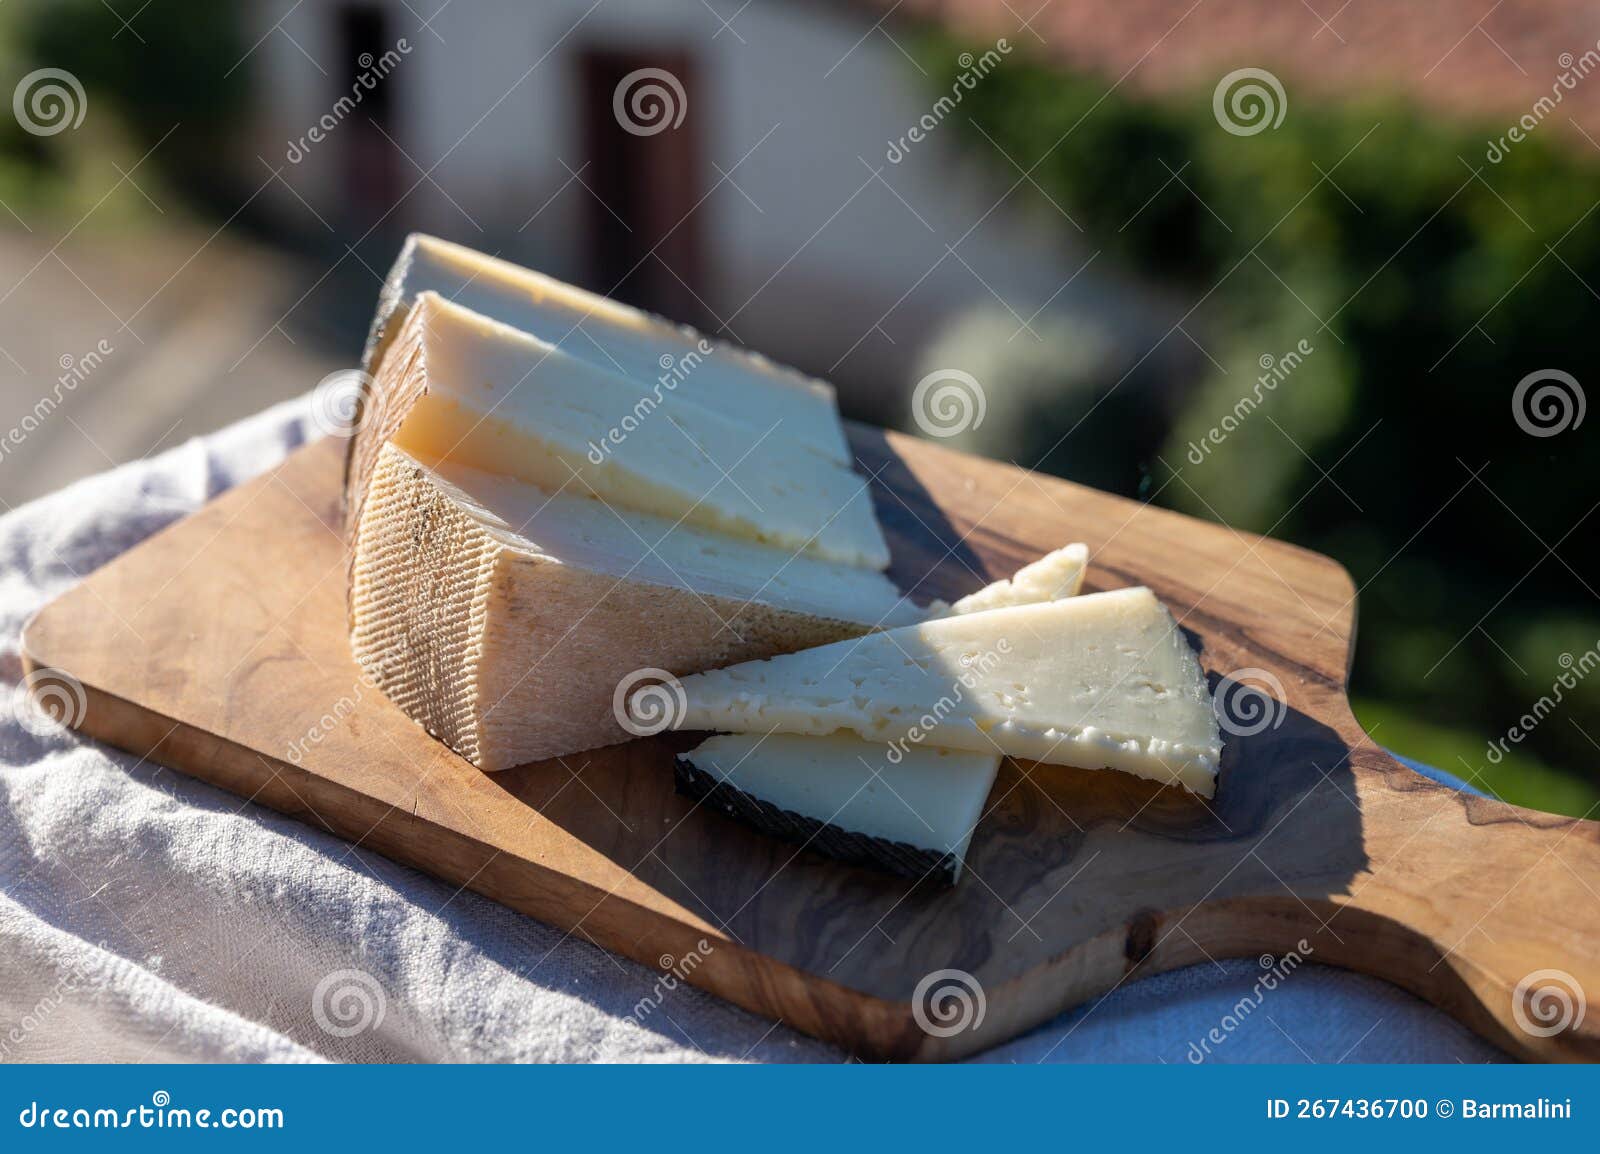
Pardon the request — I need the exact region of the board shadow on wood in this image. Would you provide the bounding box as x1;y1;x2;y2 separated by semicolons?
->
21;431;1600;1062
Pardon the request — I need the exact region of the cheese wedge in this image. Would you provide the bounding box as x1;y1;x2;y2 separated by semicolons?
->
350;443;922;770
364;233;850;464
675;736;999;882
673;547;1088;882
658;587;1222;796
932;543;1087;616
350;292;889;571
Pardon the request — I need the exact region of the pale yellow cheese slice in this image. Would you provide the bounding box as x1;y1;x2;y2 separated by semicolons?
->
677;544;1091;879
369;292;889;570
660;587;1222;796
931;543;1087;616
679;735;1000;882
365;233;850;464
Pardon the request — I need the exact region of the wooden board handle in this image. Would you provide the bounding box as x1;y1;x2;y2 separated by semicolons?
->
1320;759;1600;1061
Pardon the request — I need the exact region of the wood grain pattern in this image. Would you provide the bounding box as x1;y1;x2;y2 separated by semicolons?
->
22;431;1600;1062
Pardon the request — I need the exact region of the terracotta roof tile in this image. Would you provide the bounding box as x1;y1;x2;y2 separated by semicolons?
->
883;0;1600;144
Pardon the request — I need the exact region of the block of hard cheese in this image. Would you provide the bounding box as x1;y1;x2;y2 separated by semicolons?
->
363;233;849;464
348;292;889;571
350;443;922;770
657;587;1222;796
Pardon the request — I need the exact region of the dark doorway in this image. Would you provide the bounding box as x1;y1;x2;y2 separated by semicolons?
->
577;48;705;324
335;4;401;218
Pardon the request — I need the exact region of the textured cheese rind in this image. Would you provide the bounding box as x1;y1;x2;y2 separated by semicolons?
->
364;233;850;464
929;543;1088;617
678;735;999;881
666;587;1222;796
389;294;890;570
349;444;917;770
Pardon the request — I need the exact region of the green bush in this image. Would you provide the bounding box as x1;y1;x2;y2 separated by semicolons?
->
2;0;245;215
923;38;1600;814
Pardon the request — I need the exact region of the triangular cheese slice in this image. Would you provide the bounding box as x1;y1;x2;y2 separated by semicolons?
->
661;587;1221;796
674;543;1090;883
364;233;850;464
931;543;1087;616
349;292;889;571
676;735;999;883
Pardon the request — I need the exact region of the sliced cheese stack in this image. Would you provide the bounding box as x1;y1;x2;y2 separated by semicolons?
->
349;443;922;770
350;292;889;570
659;586;1222;797
676;736;1000;883
364;233;850;464
674;543;1088;883
344;238;911;770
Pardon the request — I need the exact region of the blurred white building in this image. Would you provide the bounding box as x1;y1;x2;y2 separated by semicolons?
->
245;0;1154;421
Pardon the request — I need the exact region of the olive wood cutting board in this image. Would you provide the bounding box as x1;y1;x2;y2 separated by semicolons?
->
21;432;1600;1062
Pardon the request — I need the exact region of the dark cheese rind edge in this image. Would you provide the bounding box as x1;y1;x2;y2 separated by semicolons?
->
674;756;958;885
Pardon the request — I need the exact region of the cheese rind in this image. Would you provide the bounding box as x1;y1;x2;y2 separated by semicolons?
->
676;735;999;882
365;233;850;463
378;293;889;570
350;444;919;769
660;587;1222;796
